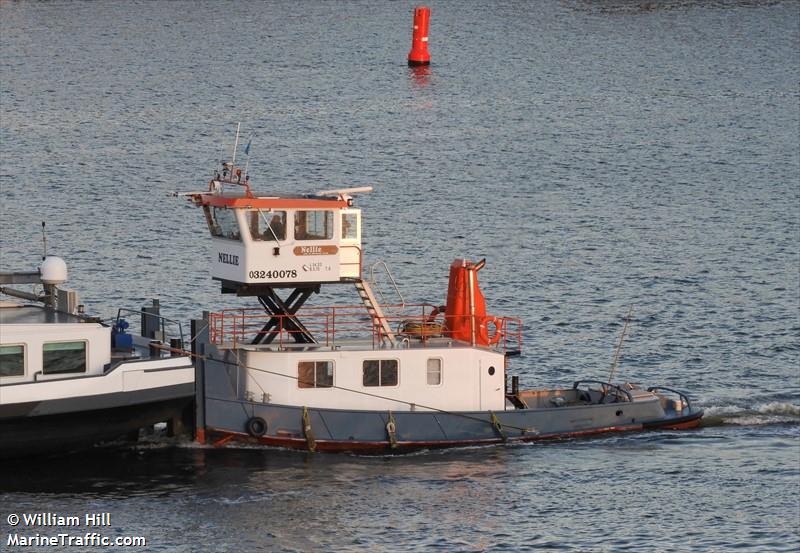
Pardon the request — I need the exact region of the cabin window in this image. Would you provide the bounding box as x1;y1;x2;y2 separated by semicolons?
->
426;358;442;385
249;210;286;241
295;210;333;240
42;341;86;375
342;212;358;240
209;207;241;240
363;359;398;387
0;345;24;377
298;361;334;388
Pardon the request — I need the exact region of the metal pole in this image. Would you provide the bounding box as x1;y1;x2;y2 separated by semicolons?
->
607;306;633;384
231;122;241;167
468;264;476;346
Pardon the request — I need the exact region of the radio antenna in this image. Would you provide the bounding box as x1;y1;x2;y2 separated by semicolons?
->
607;306;633;384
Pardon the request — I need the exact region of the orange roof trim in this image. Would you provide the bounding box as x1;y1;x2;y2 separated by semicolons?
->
198;195;349;209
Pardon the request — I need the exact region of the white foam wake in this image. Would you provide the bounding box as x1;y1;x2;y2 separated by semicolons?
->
702;401;800;426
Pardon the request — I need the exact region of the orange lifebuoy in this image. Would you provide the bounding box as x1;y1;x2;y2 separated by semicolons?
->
481;316;502;345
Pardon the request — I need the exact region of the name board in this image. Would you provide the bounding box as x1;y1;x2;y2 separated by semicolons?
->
293;245;339;256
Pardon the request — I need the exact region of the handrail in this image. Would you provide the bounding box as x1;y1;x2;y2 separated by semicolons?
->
115;308;185;345
572;380;633;403
647;386;693;411
339;245;363;279
207;305;523;355
369;260;405;309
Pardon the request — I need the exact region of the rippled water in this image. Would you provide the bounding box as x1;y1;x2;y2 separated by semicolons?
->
1;1;798;551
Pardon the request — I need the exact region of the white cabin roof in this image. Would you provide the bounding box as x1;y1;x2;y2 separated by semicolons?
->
0;305;94;326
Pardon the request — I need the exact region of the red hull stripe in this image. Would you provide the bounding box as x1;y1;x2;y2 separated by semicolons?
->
205;422;656;452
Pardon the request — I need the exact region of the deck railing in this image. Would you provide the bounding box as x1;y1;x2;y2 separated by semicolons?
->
208;303;522;354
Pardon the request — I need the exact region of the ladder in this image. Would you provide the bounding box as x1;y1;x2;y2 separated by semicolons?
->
353;280;396;346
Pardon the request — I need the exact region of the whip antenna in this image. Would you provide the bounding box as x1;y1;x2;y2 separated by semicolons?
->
607;306;633;384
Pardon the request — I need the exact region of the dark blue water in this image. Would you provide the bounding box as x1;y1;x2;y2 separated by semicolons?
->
1;1;799;551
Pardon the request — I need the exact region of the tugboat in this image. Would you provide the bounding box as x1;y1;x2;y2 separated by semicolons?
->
184;159;703;453
0;253;195;459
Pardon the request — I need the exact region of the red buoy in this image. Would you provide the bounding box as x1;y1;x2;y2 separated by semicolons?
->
407;6;431;66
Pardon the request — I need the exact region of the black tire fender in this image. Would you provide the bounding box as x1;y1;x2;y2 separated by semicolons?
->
246;416;267;437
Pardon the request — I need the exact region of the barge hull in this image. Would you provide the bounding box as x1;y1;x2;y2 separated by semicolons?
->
0;388;194;459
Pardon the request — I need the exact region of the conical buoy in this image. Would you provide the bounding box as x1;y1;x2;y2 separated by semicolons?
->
407;6;431;66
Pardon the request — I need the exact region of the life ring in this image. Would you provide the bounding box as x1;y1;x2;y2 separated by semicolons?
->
481;317;502;345
246;416;267;437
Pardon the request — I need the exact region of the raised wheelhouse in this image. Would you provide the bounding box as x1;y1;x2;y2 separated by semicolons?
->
192;178;366;289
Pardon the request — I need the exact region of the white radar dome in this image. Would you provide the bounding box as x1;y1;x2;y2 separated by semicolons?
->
40;256;68;284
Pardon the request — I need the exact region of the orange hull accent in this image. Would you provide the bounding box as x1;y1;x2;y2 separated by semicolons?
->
657;418;703;430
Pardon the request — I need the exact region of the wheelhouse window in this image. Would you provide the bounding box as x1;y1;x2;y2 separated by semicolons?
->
0;345;24;377
43;341;86;375
342;212;358;240
206;206;241;240
249;210;286;241
363;359;398;387
298;361;334;388
426;358;442;385
295;210;333;240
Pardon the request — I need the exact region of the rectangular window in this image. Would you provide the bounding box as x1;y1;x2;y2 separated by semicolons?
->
249;210;286;241
341;212;358;240
426;358;442;385
208;207;241;240
298;361;334;388
43;341;86;375
363;359;398;387
295;211;333;240
0;345;24;377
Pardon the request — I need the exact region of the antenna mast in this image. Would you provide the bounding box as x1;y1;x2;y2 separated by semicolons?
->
607;306;633;384
231;122;241;167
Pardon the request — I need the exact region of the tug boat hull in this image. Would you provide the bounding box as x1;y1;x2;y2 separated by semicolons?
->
202;394;703;453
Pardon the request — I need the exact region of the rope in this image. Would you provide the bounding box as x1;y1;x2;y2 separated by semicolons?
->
490;411;507;442
386;411;398;448
302;406;316;452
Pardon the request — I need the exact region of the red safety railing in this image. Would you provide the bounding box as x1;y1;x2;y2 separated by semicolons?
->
208;304;523;355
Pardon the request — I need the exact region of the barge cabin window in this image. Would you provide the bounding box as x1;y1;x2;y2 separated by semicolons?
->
426;358;442;385
249;210;286;241
0;345;24;377
295;210;333;241
42;341;86;375
363;359;398;387
298;361;334;388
